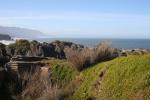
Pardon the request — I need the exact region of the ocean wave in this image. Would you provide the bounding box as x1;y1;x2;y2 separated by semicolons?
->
0;40;15;45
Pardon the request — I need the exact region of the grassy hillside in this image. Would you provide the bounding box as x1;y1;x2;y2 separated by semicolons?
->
41;59;79;86
72;55;150;100
3;55;150;99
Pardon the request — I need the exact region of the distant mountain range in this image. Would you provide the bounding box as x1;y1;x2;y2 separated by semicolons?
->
0;26;47;39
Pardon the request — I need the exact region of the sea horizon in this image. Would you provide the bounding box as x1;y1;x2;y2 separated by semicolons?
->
36;38;150;49
1;38;150;49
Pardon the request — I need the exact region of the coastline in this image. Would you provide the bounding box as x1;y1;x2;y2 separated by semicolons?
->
0;40;15;45
0;38;150;50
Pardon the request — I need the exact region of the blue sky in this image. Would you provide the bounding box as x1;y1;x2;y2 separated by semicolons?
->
0;0;150;38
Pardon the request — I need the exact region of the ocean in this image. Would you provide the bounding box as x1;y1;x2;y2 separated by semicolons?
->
37;38;150;49
1;38;150;49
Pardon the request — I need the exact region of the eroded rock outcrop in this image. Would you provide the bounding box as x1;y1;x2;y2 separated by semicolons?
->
0;68;5;88
0;43;9;67
6;40;84;59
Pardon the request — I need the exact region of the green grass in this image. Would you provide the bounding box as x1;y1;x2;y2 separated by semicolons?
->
40;56;150;100
51;63;79;86
72;55;150;100
41;59;79;86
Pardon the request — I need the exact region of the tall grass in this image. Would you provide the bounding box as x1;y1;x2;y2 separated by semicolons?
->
17;68;61;100
64;42;115;71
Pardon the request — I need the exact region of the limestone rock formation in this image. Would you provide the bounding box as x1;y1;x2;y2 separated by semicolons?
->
6;40;84;59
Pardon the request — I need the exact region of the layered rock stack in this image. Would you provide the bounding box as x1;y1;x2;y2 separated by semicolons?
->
6;40;84;59
5;56;46;76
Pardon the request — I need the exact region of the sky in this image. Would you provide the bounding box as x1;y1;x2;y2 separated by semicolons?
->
0;0;150;38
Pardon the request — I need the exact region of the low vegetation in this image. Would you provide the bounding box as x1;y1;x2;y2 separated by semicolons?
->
1;40;150;100
64;42;115;71
5;59;79;100
0;43;9;67
8;40;30;55
15;55;150;100
72;55;150;100
20;69;61;100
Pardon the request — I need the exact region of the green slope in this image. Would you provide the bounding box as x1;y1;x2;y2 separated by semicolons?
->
41;59;79;86
72;55;150;100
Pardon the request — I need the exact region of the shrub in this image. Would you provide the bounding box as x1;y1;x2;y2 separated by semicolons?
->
64;48;89;71
64;42;115;71
0;43;5;49
0;43;9;66
94;42;114;61
8;40;30;56
0;43;7;56
20;69;61;100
